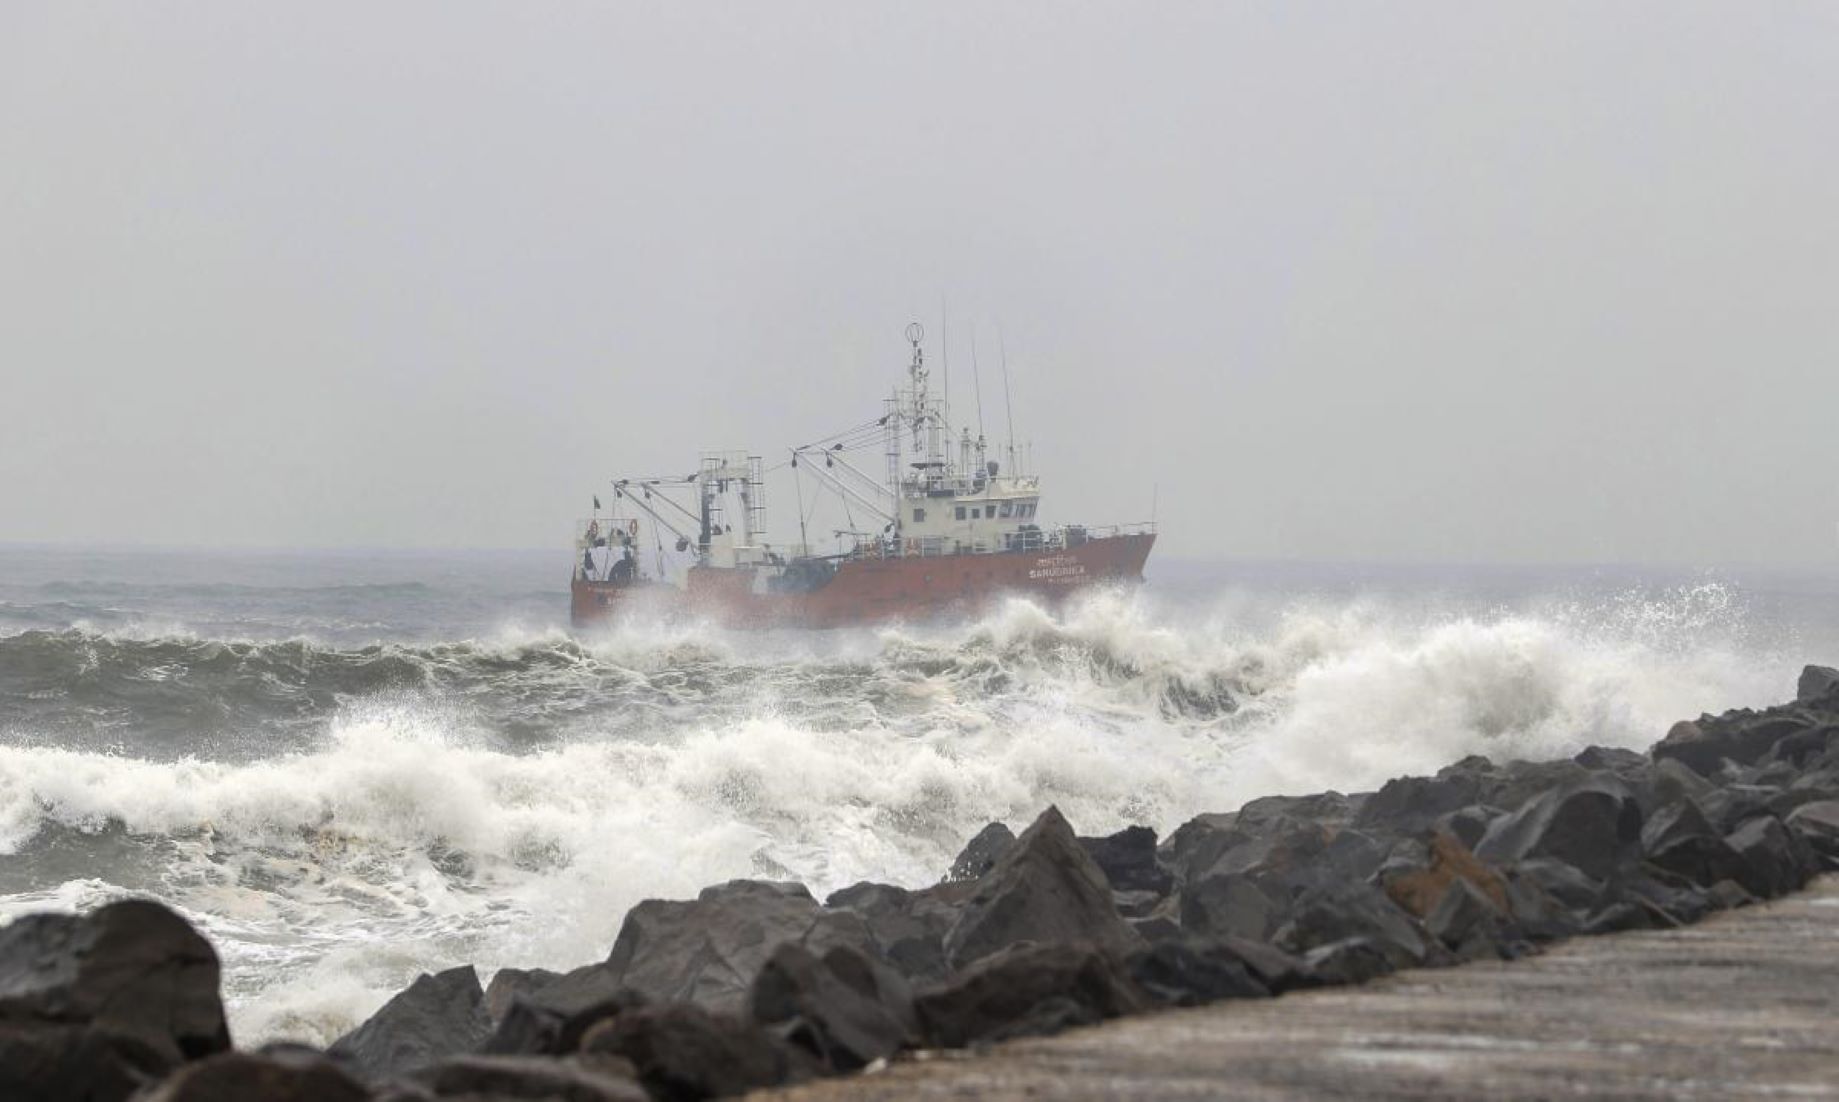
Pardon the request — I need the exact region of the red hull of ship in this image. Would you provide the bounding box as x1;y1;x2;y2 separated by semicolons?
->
571;533;1155;629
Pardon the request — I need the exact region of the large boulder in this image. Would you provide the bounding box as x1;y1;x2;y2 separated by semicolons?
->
1641;800;1750;889
1786;800;1839;864
945;823;1015;882
1079;825;1174;895
823;881;967;983
403;1052;647;1101
0;1020;172;1102
579;1002;799;1101
1123;938;1272;1007
483;968;562;1024
604;880;875;1014
0;899;230;1065
1179;872;1283;941
749;943;910;1072
1724;816;1815;899
941;807;1141;970
1273;882;1439;970
1798;665;1839;706
1356;773;1485;836
1653;698;1823;777
136;1049;370;1102
481;963;646;1056
1475;774;1642;880
915;941;1150;1048
328;966;491;1081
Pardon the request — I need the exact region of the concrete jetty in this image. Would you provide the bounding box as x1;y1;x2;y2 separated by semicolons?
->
766;877;1839;1100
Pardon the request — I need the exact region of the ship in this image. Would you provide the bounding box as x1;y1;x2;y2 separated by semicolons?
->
570;323;1155;629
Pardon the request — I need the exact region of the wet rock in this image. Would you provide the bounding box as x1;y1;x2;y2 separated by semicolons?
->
1641;800;1750;888
1434;805;1498;849
1078;825;1174;895
941;806;1141;970
0;1020;171;1102
1725;816;1815;899
403;1053;646;1101
1234;792;1360;831
946;823;1015;882
1426;878;1523;961
483;968;562;1025
1786;800;1839;864
0;899;230;1065
1653;756;1717;807
1480;760;1592;818
1700;784;1780;834
579;1002;798;1101
1654;708;1815;777
1798;664;1839;705
1500;867;1585;941
1274;881;1439;970
605;880;875;1014
329;966;491;1081
1124;938;1271;1007
1179;873;1282;941
138;1049;370;1102
481;963;646;1056
1158;812;1246;882
915;941;1150;1049
1475;774;1643;880
749;943;909;1072
1300;937;1394;986
823;881;966;984
1356;773;1485;836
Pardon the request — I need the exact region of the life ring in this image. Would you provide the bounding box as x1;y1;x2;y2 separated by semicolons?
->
627;519;640;538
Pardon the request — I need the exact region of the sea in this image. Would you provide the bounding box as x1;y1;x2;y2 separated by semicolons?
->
2;544;1835;1046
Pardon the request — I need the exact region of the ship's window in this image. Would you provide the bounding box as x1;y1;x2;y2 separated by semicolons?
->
999;502;1014;518
914;508;926;523
955;506;966;520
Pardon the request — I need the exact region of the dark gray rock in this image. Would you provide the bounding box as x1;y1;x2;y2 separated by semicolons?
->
1433;805;1499;850
329;966;491;1081
481;963;646;1056
946;822;1015;882
1642;799;1750;889
0;899;230;1065
915;941;1150;1049
1724;816;1815;899
138;1049;370;1102
1078;825;1174;895
941;806;1141;970
1274;881;1439;970
483;968;562;1025
578;1002;798;1102
1653;707;1816;777
1798;664;1839;705
0;1020;171;1102
1357;773;1485;836
1179;873;1282;941
1300;937;1394;986
1475;774;1643;880
1234;792;1359;831
1786;800;1839;864
404;1053;646;1101
1124;938;1272;1007
604;880;875;1014
749;943;909;1072
823;881;968;984
1158;812;1246;882
1426;877;1523;962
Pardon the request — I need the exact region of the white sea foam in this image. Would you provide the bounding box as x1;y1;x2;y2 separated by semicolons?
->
0;583;1799;1045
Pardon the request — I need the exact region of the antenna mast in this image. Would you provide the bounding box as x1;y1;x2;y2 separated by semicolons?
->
999;326;1017;474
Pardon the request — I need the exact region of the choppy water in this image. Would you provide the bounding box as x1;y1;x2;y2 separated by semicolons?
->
2;546;1834;1046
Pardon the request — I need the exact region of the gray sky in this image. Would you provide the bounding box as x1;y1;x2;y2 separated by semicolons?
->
3;4;1835;567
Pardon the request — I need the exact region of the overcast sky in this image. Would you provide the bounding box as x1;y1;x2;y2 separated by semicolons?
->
3;4;1835;567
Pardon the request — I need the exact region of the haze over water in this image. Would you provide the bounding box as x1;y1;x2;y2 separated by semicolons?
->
2;545;1834;1045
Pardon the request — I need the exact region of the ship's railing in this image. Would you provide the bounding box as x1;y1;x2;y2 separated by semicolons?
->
841;521;1155;561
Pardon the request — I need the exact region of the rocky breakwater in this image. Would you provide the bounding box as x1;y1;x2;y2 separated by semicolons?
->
6;666;1839;1101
